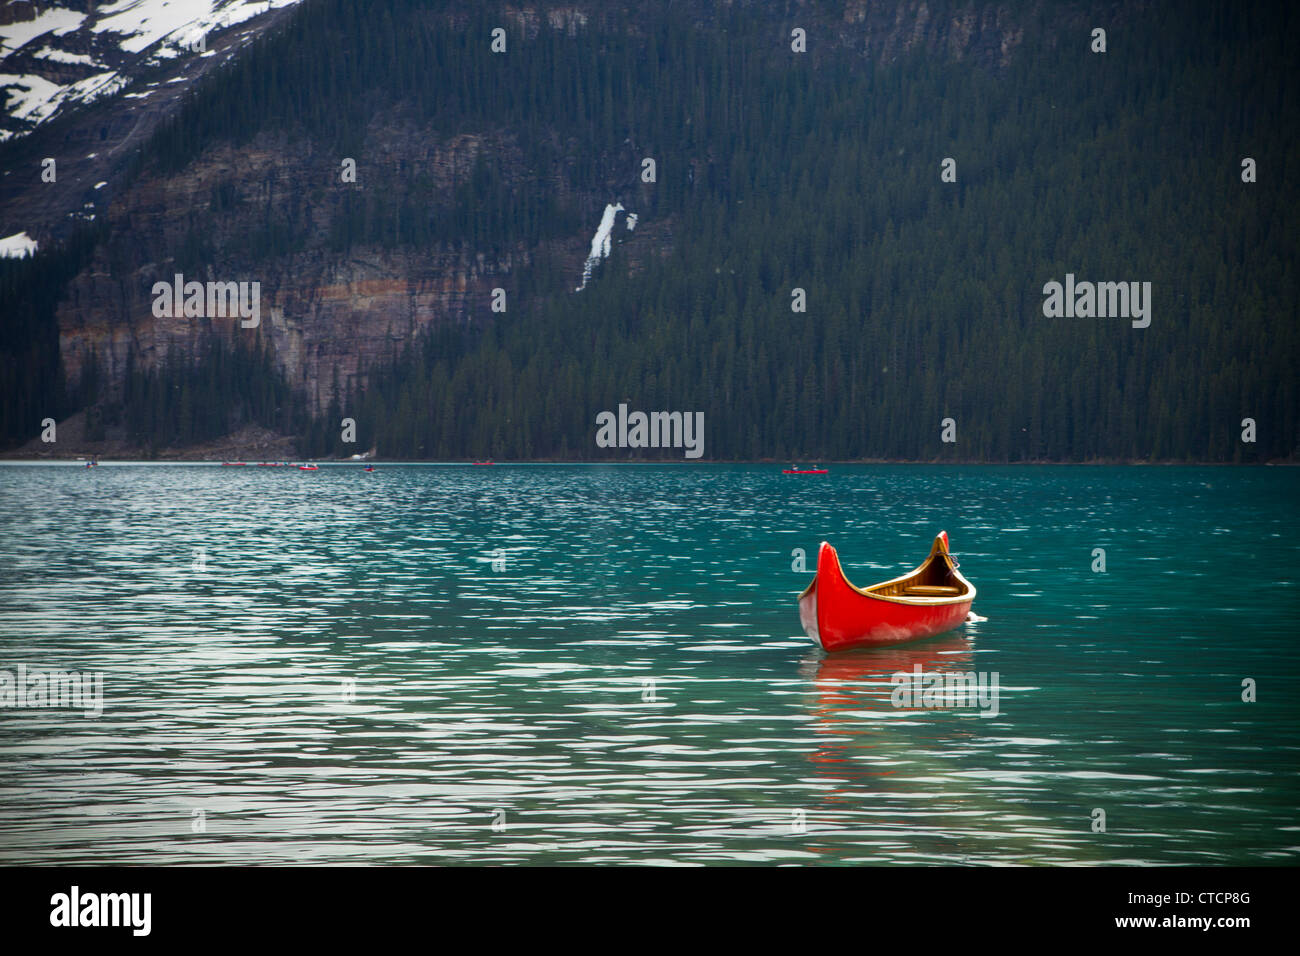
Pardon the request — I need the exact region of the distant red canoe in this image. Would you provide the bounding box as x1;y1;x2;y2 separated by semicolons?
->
221;462;247;467
798;532;975;652
473;461;493;466
783;468;828;474
299;464;319;471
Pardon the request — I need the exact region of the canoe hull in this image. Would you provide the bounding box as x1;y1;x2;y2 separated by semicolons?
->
798;537;974;652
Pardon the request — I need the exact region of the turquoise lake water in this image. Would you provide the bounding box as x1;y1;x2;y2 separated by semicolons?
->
0;463;1296;865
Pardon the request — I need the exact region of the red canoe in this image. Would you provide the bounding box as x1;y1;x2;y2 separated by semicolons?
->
798;532;975;652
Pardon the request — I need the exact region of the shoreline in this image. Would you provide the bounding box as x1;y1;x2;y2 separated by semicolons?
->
1;457;1293;467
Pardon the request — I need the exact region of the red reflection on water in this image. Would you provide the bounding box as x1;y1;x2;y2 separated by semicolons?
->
801;633;976;798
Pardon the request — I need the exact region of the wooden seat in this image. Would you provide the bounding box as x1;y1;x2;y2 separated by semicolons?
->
902;584;962;597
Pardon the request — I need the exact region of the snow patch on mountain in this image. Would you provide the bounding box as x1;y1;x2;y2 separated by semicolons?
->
1;0;302;140
577;203;633;291
0;72;62;121
92;0;289;57
0;231;38;258
0;8;86;57
34;48;97;66
1;70;127;125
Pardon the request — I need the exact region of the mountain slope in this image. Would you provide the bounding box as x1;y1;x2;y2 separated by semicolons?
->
0;0;304;143
1;0;1297;462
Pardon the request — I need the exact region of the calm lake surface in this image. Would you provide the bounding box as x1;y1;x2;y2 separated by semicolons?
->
0;463;1296;865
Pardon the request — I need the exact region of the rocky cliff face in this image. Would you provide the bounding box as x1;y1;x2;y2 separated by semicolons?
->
54;122;581;412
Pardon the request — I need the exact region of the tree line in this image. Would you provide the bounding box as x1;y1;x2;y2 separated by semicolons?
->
3;0;1296;461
